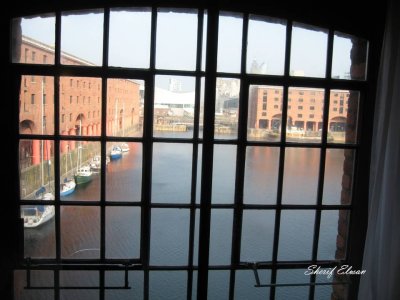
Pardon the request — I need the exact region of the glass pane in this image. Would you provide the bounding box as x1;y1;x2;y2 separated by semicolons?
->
199;77;205;139
22;205;55;257
323;149;355;205
60;290;98;300
12;14;55;64
208;271;229;299
209;209;233;265
241;210;275;262
106;207;141;258
217;12;243;73
193;209;200;266
156;8;197;71
328;90;359;144
247;15;286;75
195;145;202;204
276;269;309;299
60;271;98;300
151;209;190;265
106;142;142;202
314;285;335;300
109;8;151;68
153;75;195;138
290;23;328;78
278;210;315;261
212;145;236;204
61;206;100;258
60;141;100;201
152;143;192;203
150;272;187;299
105;271;143;300
201;12;208;71
19;139;55;200
192;271;198;300
282;148;320;204
244;146;279;204
107;79;143;137
60;77;102;137
315;284;348;300
248;85;283;142
235;270;271;299
318;210;349;260
14;270;54;300
332;32;368;80
215;78;240;139
20;75;54;135
61;10;103;66
60;270;98;287
287;87;324;143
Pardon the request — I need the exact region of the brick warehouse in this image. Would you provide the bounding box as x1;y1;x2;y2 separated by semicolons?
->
248;86;351;134
18;36;141;167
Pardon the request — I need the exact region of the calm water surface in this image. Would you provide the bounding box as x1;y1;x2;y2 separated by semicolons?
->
19;133;348;299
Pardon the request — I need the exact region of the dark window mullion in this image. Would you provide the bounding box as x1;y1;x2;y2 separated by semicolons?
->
228;12;249;300
308;27;335;300
54;10;62;300
187;9;204;300
270;19;293;300
99;7;111;300
141;7;157;300
197;7;218;300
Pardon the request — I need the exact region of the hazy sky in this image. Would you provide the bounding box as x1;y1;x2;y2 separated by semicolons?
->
20;9;353;90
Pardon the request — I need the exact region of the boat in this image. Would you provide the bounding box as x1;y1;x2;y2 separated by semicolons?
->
120;143;130;152
21;204;55;228
60;178;76;196
60;146;76;196
74;164;92;185
89;154;110;171
110;145;123;160
74;121;93;185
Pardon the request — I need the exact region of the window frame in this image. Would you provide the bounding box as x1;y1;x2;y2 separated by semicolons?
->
8;4;380;300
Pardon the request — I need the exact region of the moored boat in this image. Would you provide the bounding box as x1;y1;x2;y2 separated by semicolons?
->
74;165;92;185
110;145;122;160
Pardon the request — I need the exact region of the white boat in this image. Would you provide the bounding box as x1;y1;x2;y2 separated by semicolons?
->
60;178;76;196
120;143;130;152
110;145;122;160
90;154;110;171
21;204;55;228
60;147;76;196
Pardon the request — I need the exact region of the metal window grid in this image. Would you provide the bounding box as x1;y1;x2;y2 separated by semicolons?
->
11;5;372;300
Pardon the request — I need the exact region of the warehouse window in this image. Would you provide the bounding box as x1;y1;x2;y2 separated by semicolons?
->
11;6;369;300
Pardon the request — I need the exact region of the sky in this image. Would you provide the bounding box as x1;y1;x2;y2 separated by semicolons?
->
19;9;353;91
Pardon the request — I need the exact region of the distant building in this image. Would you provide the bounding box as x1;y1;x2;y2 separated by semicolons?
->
248;86;350;132
19;36;141;167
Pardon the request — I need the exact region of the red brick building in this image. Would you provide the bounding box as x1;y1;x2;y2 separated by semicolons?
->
19;36;141;167
248;85;350;133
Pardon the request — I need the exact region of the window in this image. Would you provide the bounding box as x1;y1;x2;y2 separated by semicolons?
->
12;7;370;300
24;48;28;62
43;94;46;104
31;75;35;83
43;55;47;64
31;51;35;61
